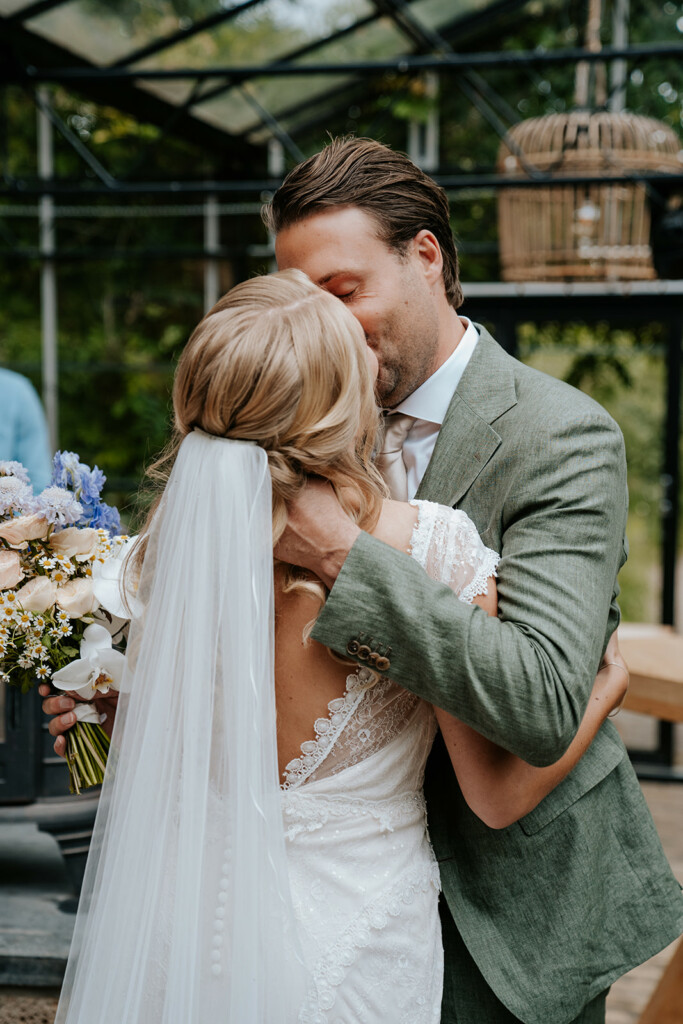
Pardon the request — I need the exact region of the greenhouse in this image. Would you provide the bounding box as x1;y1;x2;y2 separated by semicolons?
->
0;1;682;1020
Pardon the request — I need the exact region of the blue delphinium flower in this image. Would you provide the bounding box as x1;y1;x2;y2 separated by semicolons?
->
51;451;84;491
50;451;120;537
89;501;121;536
80;465;106;502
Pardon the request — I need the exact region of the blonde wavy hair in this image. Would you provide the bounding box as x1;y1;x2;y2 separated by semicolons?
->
131;269;386;605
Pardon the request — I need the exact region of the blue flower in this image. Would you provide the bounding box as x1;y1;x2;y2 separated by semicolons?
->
51;451;83;491
89;501;121;537
49;451;120;536
80;465;106;502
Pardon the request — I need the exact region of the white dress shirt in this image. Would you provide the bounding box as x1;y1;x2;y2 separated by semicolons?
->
391;318;479;499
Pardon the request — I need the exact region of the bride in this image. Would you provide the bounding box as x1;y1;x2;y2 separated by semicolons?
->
42;269;626;1023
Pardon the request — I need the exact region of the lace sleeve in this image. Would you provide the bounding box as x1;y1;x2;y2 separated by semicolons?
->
408;499;499;604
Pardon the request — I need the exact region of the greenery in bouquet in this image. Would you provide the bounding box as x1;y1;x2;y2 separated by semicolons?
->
0;453;130;794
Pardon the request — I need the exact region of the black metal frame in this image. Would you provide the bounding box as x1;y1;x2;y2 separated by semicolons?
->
2;171;683;198
5;41;683;82
3;0;676;162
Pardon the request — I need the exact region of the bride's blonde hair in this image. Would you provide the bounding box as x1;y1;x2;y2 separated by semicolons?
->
132;269;386;600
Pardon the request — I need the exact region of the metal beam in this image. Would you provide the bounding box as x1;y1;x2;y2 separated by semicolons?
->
33;87;116;187
36;86;58;451
12;42;683;82
237;81;367;141
2;171;683;198
235;0;539;142
369;0;449;54
369;1;526;168
6;0;72;24
437;0;544;44
111;0;269;69
187;12;379;111
0;23;261;165
236;86;304;162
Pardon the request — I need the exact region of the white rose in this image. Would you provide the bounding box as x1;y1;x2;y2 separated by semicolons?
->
0;549;24;590
0;513;49;547
56;578;98;619
16;575;57;612
49;526;100;561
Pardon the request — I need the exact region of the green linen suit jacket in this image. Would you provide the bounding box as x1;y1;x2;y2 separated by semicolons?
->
311;327;683;1024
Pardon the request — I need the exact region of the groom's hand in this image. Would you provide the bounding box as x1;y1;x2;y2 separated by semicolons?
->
274;477;360;589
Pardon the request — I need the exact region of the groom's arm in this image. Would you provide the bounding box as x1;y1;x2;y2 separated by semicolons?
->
279;409;628;768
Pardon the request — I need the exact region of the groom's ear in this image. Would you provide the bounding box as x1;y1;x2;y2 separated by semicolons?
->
411;230;444;288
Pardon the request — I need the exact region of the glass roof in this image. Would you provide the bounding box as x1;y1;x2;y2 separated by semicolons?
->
0;0;527;146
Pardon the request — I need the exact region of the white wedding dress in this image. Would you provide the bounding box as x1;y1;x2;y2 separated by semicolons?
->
282;500;499;1024
55;439;499;1024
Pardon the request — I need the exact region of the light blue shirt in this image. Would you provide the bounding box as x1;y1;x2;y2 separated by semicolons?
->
0;369;52;493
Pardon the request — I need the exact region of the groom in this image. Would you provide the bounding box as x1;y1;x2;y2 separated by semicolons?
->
267;137;683;1023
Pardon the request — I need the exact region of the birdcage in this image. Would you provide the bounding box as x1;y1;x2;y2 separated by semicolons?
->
497;111;682;281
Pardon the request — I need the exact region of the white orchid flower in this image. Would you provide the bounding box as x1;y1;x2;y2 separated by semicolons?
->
91;535;141;621
52;623;126;700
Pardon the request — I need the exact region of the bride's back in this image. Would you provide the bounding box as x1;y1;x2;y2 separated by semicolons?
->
274;570;351;779
132;269;389;779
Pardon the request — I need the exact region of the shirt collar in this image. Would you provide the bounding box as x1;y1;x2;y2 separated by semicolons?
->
393;318;479;426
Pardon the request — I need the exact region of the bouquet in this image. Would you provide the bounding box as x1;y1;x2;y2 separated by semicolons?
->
0;452;132;794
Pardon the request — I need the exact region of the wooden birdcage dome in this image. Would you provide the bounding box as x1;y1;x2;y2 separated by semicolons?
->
497;110;682;281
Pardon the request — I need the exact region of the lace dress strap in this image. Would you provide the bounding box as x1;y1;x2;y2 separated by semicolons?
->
409;499;499;603
281;666;377;790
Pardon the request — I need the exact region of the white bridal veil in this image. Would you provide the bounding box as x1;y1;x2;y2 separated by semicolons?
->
56;431;309;1023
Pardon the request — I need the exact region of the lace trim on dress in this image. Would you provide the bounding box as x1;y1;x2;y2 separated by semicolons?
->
281;666;378;790
282;790;428;842
458;546;500;605
298;861;442;1024
408;499;499;604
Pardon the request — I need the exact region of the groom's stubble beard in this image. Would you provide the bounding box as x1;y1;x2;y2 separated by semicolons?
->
371;270;441;409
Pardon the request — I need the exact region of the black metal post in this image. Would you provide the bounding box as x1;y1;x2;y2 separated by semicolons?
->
653;315;683;770
662;315;682;627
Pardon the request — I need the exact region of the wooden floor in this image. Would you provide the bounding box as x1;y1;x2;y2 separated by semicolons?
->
605;715;683;1024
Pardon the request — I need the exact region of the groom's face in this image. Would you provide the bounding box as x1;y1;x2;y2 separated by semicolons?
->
275;206;441;407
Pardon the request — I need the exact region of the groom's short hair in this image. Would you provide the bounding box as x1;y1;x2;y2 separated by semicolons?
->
263;137;463;310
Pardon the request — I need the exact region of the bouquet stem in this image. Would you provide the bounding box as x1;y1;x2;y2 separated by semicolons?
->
65;721;111;794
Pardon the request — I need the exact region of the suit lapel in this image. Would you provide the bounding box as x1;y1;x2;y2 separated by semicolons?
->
415;326;518;507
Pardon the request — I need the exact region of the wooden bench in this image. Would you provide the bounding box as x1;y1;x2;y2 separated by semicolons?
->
617;624;683;1023
637;937;683;1024
618;624;683;723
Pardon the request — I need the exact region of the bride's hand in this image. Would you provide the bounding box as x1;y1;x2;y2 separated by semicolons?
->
274;477;360;589
38;684;119;758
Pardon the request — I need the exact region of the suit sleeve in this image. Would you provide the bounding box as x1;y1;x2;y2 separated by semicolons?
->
311;410;628;767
